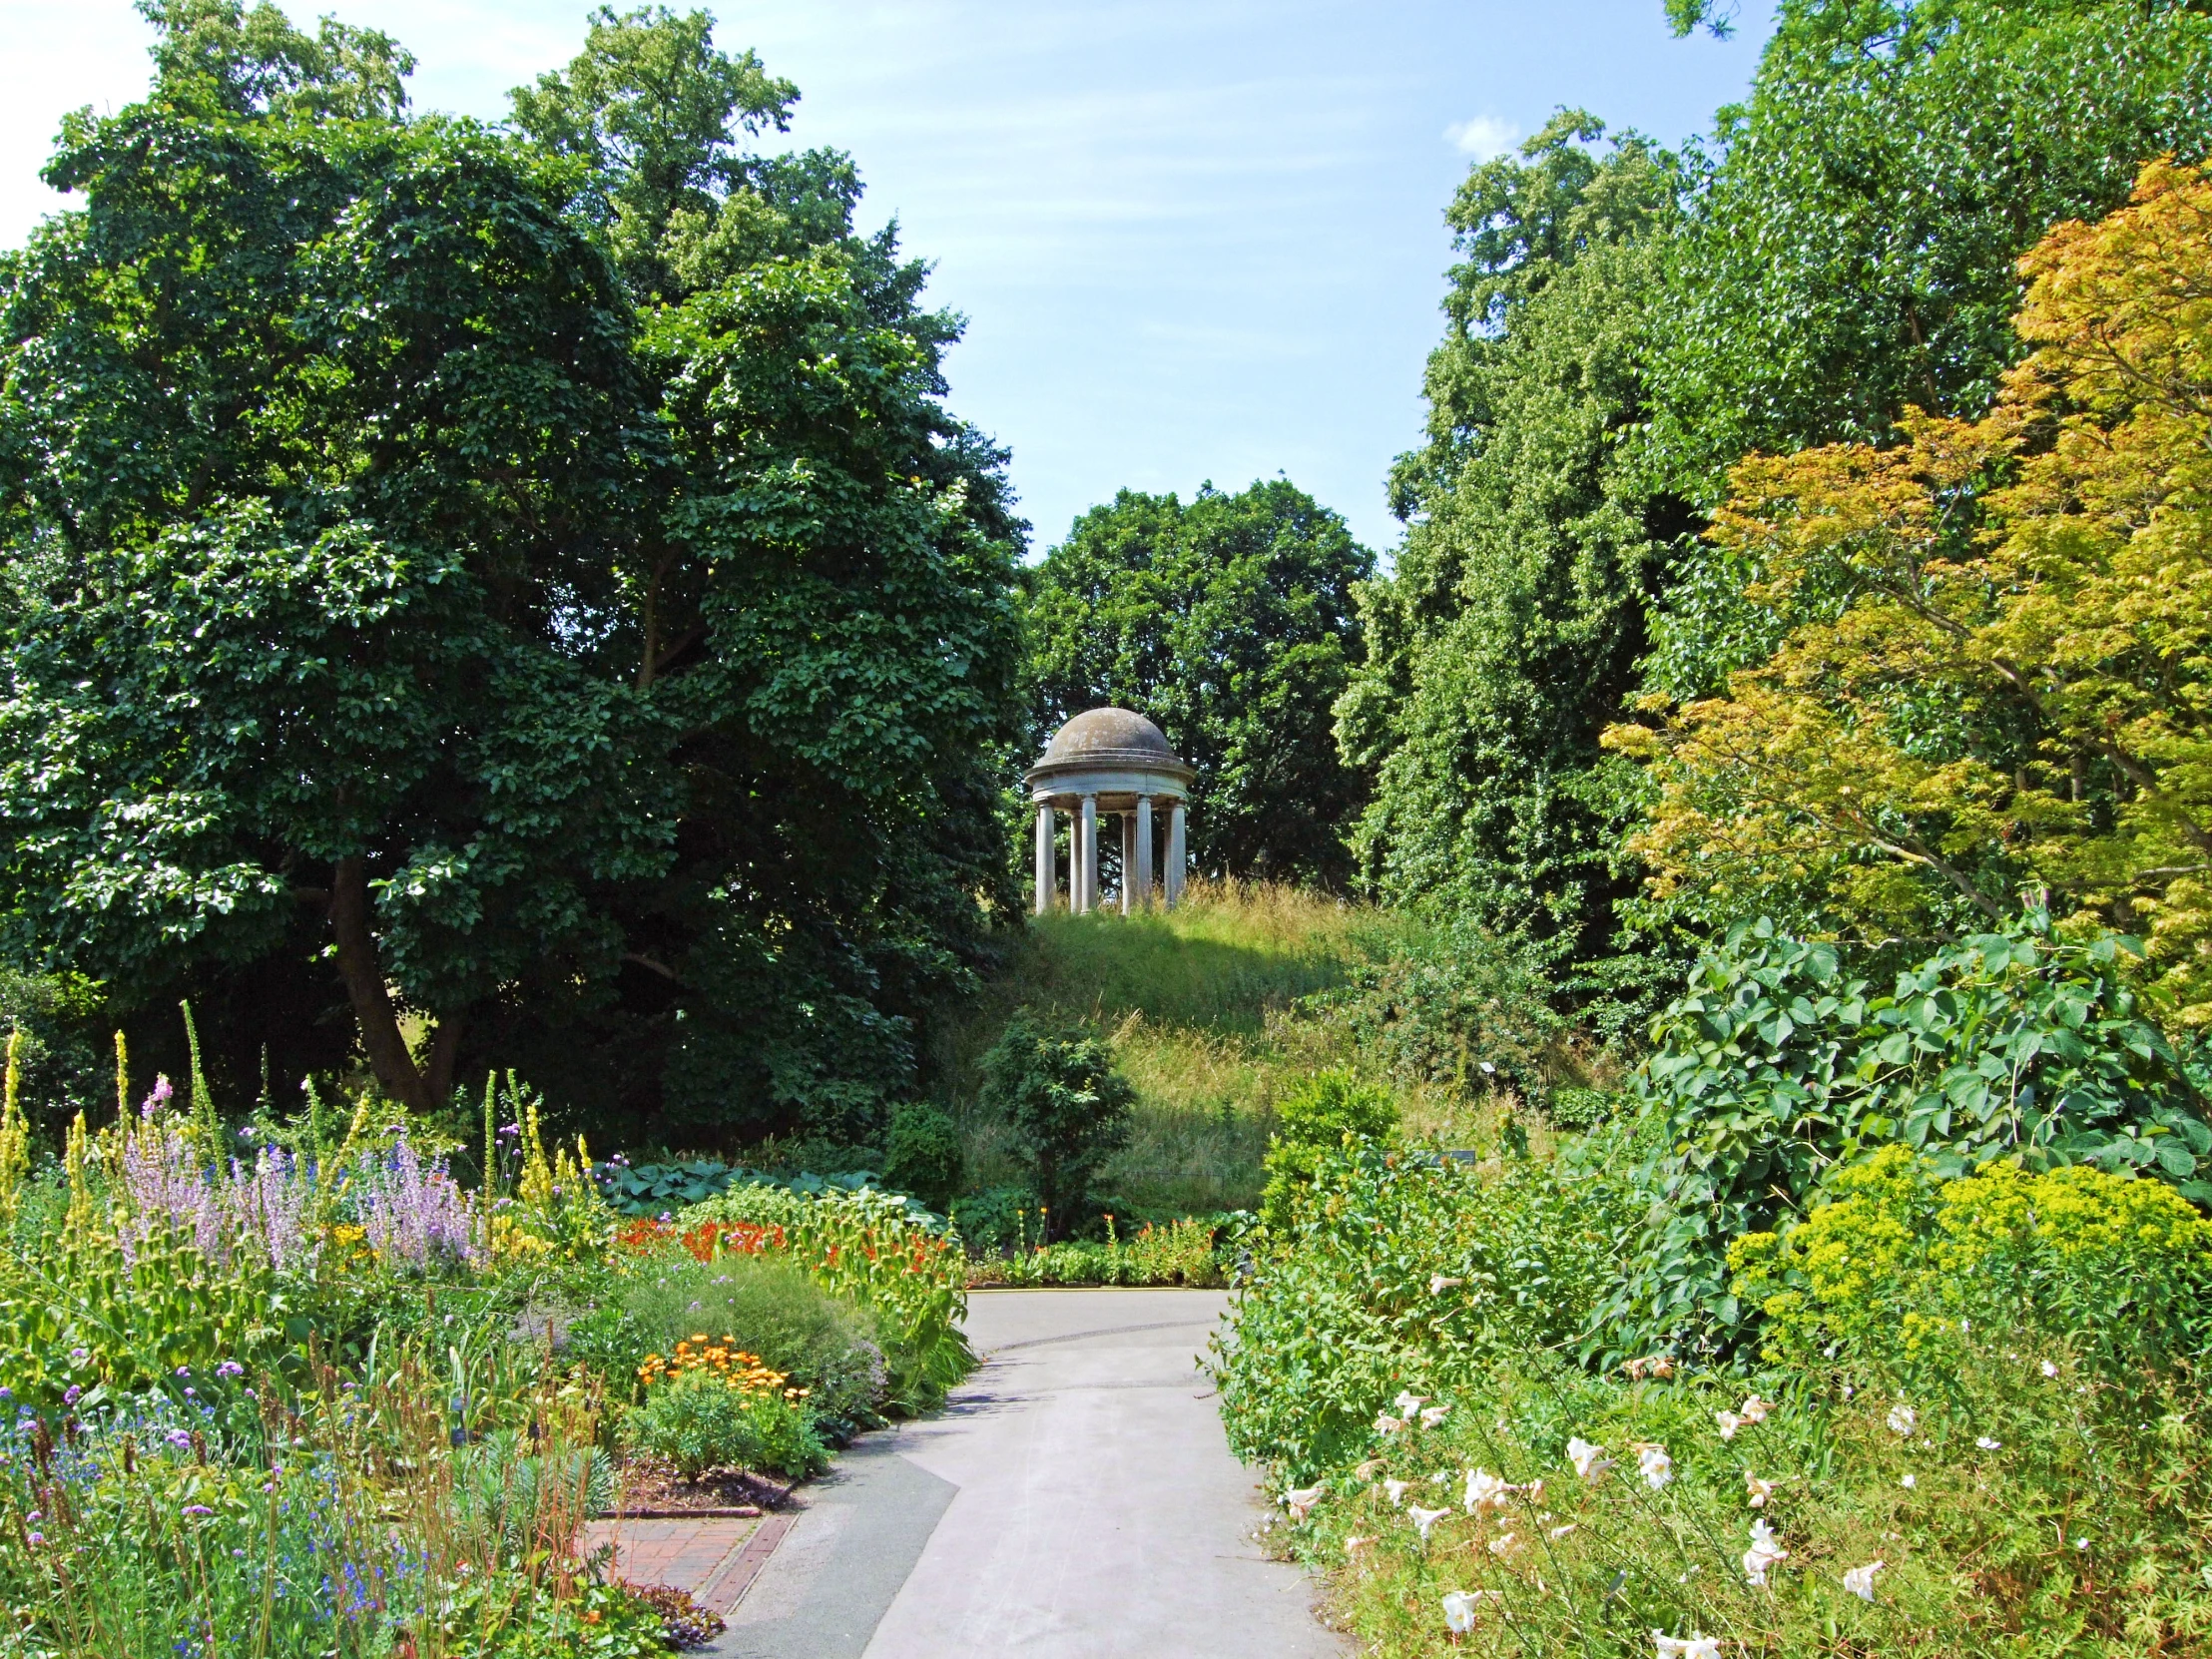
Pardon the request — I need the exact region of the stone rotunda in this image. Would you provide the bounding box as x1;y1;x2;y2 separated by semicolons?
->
1026;708;1193;914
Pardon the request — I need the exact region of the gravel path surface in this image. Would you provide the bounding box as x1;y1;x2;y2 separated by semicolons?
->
710;1287;1341;1659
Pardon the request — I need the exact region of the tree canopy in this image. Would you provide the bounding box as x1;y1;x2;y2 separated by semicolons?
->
1610;160;2212;1028
1337;114;1682;965
0;1;1023;1143
1024;480;1372;887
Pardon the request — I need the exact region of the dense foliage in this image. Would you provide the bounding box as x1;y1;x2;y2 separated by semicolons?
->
0;1;1022;1146
1617;161;2212;1028
1595;916;2212;1363
1339;115;1682;960
972;1012;1134;1238
1025;481;1372;886
1344;0;2212;1000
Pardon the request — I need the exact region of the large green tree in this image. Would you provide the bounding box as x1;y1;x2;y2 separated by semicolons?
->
1024;480;1371;887
1644;0;2212;700
1336;115;1684;965
0;1;1023;1143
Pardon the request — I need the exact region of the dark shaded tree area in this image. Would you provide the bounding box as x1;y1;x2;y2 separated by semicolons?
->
0;2;1024;1146
1024;481;1372;888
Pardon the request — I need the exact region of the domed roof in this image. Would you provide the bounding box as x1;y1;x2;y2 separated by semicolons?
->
1039;707;1177;767
1027;708;1193;791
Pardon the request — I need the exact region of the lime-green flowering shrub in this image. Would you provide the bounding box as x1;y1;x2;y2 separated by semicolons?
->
1732;1147;2212;1390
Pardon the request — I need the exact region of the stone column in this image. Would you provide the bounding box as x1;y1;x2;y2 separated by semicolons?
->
1078;794;1099;914
1033;802;1055;915
1166;800;1187;908
1134;795;1155;910
1120;812;1136;914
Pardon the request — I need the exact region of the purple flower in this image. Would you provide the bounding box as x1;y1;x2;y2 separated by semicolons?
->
183;1387;195;1397
67;1349;88;1369
182;1504;214;1517
62;1386;80;1407
216;1361;244;1380
175;1367;190;1378
27;1532;42;1546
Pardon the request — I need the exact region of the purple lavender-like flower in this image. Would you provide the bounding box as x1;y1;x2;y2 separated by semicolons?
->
216;1361;244;1380
354;1138;482;1271
62;1386;80;1407
67;1349;88;1369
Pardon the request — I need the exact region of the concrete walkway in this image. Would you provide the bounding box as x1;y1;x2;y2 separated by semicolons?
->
711;1288;1340;1659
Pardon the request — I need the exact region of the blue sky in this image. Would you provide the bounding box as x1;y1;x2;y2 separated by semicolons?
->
0;1;1773;556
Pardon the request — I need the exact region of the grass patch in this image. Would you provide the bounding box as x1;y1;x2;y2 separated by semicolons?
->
940;881;1489;1220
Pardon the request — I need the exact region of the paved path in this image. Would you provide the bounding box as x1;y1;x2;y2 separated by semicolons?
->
710;1288;1340;1659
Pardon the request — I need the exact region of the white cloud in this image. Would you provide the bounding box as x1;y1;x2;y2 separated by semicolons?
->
1443;114;1520;161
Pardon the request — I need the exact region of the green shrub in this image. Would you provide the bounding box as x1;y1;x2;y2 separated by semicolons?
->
976;1012;1133;1238
881;1101;964;1212
1300;920;1565;1102
622;1369;828;1480
1215;1133;1640;1479
605;1254;885;1436
1732;1146;2212;1390
1258;1069;1396;1230
1546;1085;1620;1131
1597;915;2212;1364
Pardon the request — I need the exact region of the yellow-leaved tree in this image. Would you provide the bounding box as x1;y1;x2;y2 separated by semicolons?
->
1609;159;2212;1023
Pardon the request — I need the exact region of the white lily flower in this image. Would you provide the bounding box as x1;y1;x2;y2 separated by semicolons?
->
1742;1517;1787;1587
1566;1436;1615;1482
1382;1478;1409;1507
1624;1355;1677;1381
1843;1560;1885;1601
1886;1402;1916;1435
1395;1390;1426;1417
1488;1530;1519;1556
1715;1410;1744;1439
1634;1441;1673;1489
1376;1412;1405;1435
1463;1466;1513;1512
1429;1274;1464;1295
1738;1394;1770;1424
1744;1472;1775;1508
1281;1482;1326;1519
1408;1503;1451;1542
1345;1533;1376;1557
1420;1403;1451;1428
1653;1633;1723;1659
1441;1589;1490;1634
1548;1521;1578;1539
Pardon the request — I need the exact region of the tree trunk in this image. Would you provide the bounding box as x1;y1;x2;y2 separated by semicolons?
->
423;1012;465;1108
328;854;431;1114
